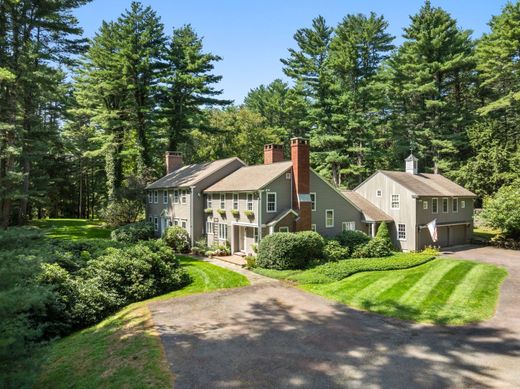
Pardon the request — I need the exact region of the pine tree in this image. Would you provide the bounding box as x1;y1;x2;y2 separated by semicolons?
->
160;25;231;152
387;0;476;175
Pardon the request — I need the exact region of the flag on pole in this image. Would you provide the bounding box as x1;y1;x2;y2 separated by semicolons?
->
427;218;438;242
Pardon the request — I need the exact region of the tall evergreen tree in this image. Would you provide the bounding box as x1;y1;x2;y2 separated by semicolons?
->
386;0;476;175
160;25;231;152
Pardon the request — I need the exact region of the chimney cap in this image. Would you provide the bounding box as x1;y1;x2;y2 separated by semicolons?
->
291;137;309;145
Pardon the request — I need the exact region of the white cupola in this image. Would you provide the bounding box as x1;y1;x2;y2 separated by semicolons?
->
405;154;418;175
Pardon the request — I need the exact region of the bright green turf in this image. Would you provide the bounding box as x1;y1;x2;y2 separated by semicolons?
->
32;218;112;240
301;258;507;325
36;256;249;388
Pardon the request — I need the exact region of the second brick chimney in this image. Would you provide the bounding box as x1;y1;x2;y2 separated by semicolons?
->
291;137;312;231
165;151;183;174
264;144;285;164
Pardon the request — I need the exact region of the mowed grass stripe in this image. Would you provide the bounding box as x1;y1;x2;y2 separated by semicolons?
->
399;259;460;307
348;273;408;305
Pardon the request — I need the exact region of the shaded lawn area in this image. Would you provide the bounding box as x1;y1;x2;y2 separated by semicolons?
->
473;227;501;242
254;254;507;325
32;218;112;240
36;256;249;389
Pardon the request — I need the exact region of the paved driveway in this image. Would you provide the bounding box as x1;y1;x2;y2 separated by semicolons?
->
150;247;520;388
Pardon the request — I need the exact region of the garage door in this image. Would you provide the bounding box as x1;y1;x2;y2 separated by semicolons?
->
448;225;467;247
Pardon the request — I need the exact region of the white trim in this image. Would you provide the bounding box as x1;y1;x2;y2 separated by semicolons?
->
232;192;239;210
154;217;159;231
442;197;449;213
153;190;158;204
423;200;428;210
163;190;168;205
148;192;153;204
398;223;406;240
218;222;228;240
220;193;226;209
391;194;400;210
265;209;298;227
311;224;317;232
461;200;466;209
342;221;355;231
173;189;179;204
247;193;254;211
206;195;212;208
181;189;187;204
325;209;334;228
279;226;289;233
266;192;277;213
310;192;316;211
432;198;438;214
376;189;382;197
231;221;258;227
452;197;458;213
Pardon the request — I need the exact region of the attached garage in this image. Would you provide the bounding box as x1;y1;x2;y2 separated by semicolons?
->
419;222;471;249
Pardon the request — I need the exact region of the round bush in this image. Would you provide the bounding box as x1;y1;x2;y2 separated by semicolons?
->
323;240;350;262
256;231;325;270
336;230;371;251
163;226;191;253
352;237;393;258
111;221;154;243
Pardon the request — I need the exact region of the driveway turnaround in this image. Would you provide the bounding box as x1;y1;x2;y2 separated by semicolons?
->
150;247;520;388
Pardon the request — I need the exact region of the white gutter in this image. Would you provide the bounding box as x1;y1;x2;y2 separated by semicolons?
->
258;190;263;241
190;185;195;246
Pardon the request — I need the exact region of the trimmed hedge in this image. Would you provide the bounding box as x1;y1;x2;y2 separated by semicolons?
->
336;230;370;252
323;240;350;261
163;226;191;253
111;221;154;243
256;231;325;270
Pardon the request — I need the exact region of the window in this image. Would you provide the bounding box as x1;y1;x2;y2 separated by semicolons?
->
376;189;382;197
432;198;438;214
173;218;179;226
452;198;458;213
181;190;187;204
206;221;214;234
285;172;292;180
163;190;168;204
218;223;228;240
153;190;158;204
220;193;225;209
442;198;449;213
461;200;466;209
181;219;187;229
168;219;173;227
154;217;158;231
279;226;289;232
253;228;258;243
267;192;277;213
173;190;179;204
310;192;316;211
325;209;334;228
247;193;253;211
148;192;153;204
391;194;400;210
233;193;239;210
311;224;317;232
398;224;406;240
423;201;428;210
148;216;152;223
342;221;355;231
207;195;212;208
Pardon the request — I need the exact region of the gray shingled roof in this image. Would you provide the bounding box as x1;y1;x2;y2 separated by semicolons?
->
204;161;293;192
379;171;476;197
342;191;393;222
146;157;242;189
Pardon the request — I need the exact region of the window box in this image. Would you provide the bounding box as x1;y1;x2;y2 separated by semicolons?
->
204;208;213;214
217;209;226;217
244;210;255;219
231;209;240;217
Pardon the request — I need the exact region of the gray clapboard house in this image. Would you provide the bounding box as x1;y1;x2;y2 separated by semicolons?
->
146;142;476;253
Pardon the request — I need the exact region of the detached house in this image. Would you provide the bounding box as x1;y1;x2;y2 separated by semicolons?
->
146;140;476;254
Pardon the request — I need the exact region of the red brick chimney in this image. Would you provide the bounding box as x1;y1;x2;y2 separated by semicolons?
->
165;151;183;174
291;138;311;231
264;144;284;164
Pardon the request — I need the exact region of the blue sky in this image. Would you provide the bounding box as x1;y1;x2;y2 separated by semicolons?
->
74;0;507;104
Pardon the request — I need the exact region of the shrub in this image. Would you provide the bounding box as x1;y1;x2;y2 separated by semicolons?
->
352;237;393;258
191;237;209;256
163;226;191;253
422;246;440;256
245;255;256;269
0;226;43;251
101;198;144;227
111;221;154;243
256;231;325;270
336;230;370;251
375;222;392;243
481;181;520;239
323;240;350;262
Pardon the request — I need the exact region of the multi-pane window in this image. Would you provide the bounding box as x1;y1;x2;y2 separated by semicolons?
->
181;190;187;204
220;193;225;209
207;195;212;208
267;192;277;213
153;190;158;204
391;194;400;210
325;209;334;228
163;190;168;204
247;193;254;211
154;217;159;231
279;226;289;232
376;189;382;197
311;224;317;232
461;200;466;209
452;198;458;213
310;193;316;211
181;220;187;229
233;193;239;209
432;198;438;213
442;198;449;213
218;223;228;240
253;228;259;243
423;201;428;210
148;192;153;204
398;224;406;240
206;221;214;234
173;190;179;204
342;221;355;231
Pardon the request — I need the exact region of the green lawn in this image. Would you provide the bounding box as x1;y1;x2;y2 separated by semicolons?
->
254;253;507;325
32;218;113;240
473;227;501;242
36;256;249;389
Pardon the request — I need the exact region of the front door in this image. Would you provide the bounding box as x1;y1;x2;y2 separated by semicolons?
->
238;226;245;252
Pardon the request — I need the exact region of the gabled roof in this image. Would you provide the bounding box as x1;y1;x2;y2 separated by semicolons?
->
204;161;292;192
265;209;298;227
342;191;393;222
146;157;243;190
378;171;476;197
